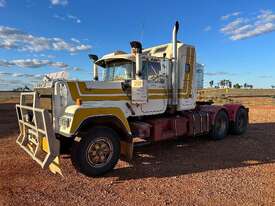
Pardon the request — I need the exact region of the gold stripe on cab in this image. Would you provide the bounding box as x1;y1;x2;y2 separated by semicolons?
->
79;81;167;95
69;107;131;134
67;81;169;101
78;82;124;94
181;46;195;99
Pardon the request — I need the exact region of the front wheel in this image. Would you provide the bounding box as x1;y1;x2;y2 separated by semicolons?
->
71;126;120;177
210;110;229;140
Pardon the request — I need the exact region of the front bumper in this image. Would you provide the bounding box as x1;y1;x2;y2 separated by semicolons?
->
16;92;62;175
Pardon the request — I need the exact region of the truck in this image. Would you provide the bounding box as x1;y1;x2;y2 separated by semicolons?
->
15;22;248;177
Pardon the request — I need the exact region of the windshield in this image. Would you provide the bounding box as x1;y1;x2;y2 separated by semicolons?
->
100;60;134;81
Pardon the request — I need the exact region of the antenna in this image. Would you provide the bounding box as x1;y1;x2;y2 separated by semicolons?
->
140;22;145;42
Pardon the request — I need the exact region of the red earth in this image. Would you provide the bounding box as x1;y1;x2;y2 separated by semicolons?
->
0;101;275;206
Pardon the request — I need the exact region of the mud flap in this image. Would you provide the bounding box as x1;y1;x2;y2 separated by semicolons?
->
16;92;62;175
120;139;133;160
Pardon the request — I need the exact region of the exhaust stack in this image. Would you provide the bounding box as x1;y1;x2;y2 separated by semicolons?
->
130;41;143;79
88;54;99;81
172;21;179;105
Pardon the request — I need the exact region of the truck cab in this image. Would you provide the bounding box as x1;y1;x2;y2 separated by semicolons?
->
15;22;248;177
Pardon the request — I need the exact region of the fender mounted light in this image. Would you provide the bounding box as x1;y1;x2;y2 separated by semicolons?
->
76;98;82;106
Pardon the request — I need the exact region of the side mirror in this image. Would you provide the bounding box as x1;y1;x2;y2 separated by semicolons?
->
88;54;98;62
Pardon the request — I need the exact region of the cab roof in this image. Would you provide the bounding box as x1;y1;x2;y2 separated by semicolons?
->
95;42;189;66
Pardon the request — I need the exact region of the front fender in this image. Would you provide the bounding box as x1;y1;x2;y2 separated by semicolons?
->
64;107;131;136
59;106;133;160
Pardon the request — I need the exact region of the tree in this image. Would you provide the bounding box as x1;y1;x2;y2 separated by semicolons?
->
219;80;225;88
233;83;242;89
244;83;253;89
225;80;232;88
209;80;214;88
271;85;275;89
219;79;232;88
12;85;31;91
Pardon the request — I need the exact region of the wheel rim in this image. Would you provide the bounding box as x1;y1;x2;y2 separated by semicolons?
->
237;112;247;130
87;137;114;168
216;116;227;136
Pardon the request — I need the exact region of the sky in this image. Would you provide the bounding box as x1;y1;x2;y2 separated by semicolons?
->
0;0;275;90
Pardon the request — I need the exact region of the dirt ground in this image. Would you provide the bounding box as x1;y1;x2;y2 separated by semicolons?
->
1;98;275;206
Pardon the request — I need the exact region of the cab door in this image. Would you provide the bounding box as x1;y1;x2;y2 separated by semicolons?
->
140;59;169;114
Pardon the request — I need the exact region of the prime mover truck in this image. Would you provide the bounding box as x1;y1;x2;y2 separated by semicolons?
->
15;22;248;176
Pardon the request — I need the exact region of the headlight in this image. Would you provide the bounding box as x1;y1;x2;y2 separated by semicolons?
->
59;117;71;128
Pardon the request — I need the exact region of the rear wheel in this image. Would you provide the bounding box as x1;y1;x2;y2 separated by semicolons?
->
231;107;248;135
71;126;120;177
210;110;229;140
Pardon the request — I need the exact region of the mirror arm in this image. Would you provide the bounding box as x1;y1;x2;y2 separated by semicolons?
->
135;53;142;80
93;63;98;81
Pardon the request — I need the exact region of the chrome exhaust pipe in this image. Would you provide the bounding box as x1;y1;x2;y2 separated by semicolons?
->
172;21;179;105
89;54;99;81
130;41;143;79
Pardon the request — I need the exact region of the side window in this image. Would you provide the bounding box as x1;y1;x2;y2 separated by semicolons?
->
142;61;148;80
141;60;161;80
160;59;169;75
148;61;161;80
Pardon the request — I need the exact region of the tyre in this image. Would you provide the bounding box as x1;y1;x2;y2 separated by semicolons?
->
71;126;120;177
210;110;229;140
230;107;248;135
